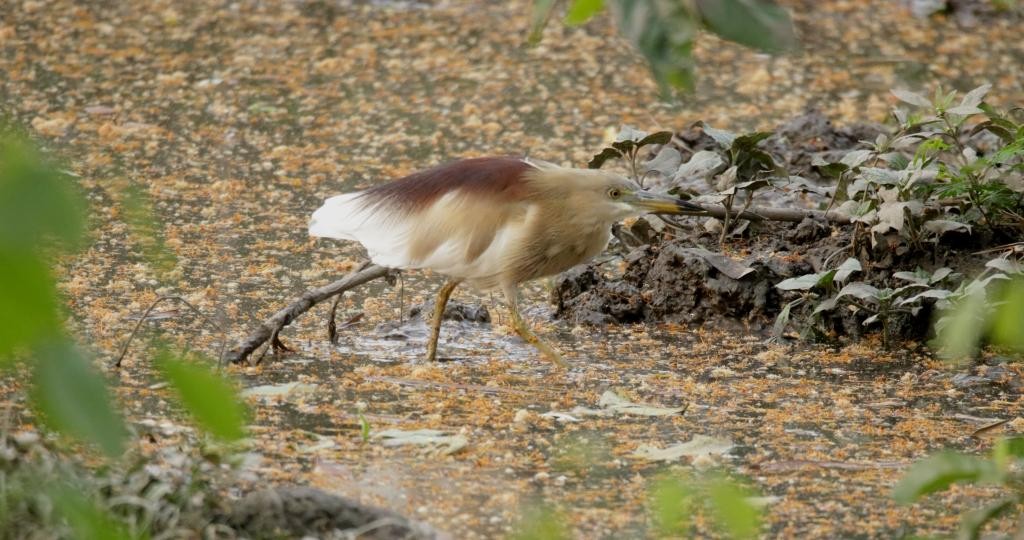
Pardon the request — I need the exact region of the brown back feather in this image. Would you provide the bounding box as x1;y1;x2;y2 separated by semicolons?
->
361;156;533;212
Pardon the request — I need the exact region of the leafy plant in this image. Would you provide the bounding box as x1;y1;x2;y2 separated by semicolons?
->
529;0;796;92
818;84;1024;261
588;125;673;184
772;257;862;340
894;437;1024;539
689;123;781;244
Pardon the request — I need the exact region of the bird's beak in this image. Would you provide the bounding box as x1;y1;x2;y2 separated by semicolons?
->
630;190;702;214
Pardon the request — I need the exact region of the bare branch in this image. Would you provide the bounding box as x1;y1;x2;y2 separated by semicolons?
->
670;202;852;224
224;263;390;365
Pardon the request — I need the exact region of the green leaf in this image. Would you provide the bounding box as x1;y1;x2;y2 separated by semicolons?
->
698;123;737;148
0;134;86;251
775;270;836;291
834;258;862;283
708;476;762;539
157;351;248;441
771;298;802;339
0;251;60;360
731;131;773;152
892;452;1000;504
836;281;881;301
31;341;127;457
957;497;1016;540
815;162;849;180
994;437;1024;460
812;295;839;315
935;287;989;362
50;483;133;540
891;89;932;108
695;0;797;54
588;147;623;169
637;130;673;147
510;502;570;540
649;475;694;536
990;278;1024;353
121;183;177;276
527;0;557;45
564;0;605;25
611;0;698;92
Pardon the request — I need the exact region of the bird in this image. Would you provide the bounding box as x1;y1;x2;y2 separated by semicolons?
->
309;156;700;367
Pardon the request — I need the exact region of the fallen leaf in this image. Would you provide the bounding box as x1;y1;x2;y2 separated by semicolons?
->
374;429;468;455
632;434;734;462
598;390;686;416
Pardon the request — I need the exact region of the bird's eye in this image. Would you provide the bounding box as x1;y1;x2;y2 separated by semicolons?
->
608;188;622;199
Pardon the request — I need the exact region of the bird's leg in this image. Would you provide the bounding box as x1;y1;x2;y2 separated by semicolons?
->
425;279;460;362
502;286;567;368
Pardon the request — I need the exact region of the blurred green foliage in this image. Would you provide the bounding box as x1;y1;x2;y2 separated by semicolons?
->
531;0;796;92
510;503;571;540
156;350;248;442
651;472;763;539
0;123;248;537
895;437;1024;539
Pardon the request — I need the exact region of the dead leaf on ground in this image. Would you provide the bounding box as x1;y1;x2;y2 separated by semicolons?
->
631;434;734;462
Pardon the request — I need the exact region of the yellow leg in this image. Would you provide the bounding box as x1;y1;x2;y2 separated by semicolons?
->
425;279;460;362
503;286;567;368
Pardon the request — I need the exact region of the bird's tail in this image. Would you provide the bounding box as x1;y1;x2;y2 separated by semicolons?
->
309;193;367;240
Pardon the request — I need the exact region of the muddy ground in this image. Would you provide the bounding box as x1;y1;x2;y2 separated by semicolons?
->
551;110;1001;344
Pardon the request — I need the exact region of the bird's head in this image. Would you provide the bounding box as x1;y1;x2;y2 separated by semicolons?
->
598;174;702;220
537;165;701;224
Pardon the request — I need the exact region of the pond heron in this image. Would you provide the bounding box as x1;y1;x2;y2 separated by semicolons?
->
309;156;699;367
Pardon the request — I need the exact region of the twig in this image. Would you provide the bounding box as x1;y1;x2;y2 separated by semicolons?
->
224;263;390;365
669;202;851;225
328;294;343;344
113;295;228;368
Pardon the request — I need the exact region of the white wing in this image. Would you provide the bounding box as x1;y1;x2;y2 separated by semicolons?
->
309;189;534;286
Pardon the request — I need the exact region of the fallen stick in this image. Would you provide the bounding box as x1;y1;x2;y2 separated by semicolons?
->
225;263;390;365
675;203;852;224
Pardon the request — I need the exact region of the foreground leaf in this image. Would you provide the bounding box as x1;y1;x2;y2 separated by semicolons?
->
935;287;988;361
564;0;605;25
611;0;698;91
957;497;1016;540
0;251;59;359
0;133;86;251
649;475;694;536
893;452;999;504
527;0;557;45
511;503;570;540
990;278;1024;352
31;341;127;457
708;476;762;539
696;0;796;53
157;351;248;441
